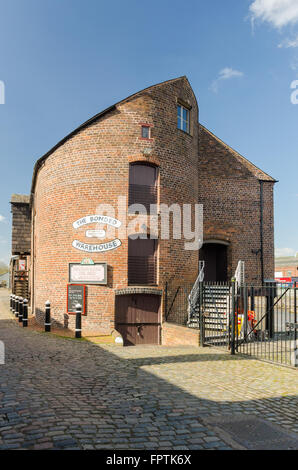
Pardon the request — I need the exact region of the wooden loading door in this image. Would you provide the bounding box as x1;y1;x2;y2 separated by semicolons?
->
115;294;161;346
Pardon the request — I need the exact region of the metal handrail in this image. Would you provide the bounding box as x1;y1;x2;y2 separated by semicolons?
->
235;260;245;289
187;262;205;324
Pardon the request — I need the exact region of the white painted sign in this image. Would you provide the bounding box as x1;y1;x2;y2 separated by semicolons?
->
85;229;106;239
72;239;122;253
73;215;122;229
69;263;107;284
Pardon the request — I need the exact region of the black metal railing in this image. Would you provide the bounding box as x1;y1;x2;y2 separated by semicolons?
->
201;282;232;348
165;279;298;368
164;282;193;326
235;282;297;367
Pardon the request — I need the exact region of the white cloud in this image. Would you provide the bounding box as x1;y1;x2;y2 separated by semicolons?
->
278;35;298;47
218;68;244;80
250;0;298;29
275;247;297;257
0;215;5;223
210;67;244;93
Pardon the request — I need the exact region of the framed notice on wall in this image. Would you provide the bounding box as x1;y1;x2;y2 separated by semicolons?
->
67;284;86;315
69;263;107;285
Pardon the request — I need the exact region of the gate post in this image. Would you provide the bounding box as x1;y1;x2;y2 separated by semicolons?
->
251;286;255;312
243;284;248;340
266;282;274;339
199;281;204;347
230;279;236;355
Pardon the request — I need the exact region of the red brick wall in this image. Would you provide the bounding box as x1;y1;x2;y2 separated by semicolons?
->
32;77;199;331
162;322;199;346
198;126;275;283
30;77;275;332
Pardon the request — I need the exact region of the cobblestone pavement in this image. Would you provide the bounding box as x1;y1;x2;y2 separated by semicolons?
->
0;290;297;450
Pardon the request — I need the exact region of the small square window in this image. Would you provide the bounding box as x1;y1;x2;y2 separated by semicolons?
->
141;126;150;139
177;104;190;133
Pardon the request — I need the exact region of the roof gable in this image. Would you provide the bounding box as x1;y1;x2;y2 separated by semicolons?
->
199;124;277;182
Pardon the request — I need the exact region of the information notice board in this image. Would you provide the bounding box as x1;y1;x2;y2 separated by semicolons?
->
67;284;86;315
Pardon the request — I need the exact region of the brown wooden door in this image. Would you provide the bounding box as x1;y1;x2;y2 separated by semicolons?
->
128;237;157;285
115;294;161;346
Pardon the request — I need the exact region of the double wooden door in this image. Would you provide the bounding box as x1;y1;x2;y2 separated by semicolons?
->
115;294;161;346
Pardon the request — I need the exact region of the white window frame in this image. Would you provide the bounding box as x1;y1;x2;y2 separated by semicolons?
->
177;104;190;133
141;125;151;139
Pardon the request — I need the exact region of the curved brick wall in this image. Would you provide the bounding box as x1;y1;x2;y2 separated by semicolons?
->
32;77;199;331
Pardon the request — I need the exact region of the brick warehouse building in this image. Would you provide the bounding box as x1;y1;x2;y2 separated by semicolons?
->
11;76;276;345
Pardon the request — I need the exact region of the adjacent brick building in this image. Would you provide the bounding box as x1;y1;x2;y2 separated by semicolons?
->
275;256;298;280
11;76;276;344
198;125;275;284
10;194;31;299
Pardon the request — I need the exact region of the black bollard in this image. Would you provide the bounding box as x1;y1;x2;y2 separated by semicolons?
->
75;304;82;339
15;296;19;319
12;295;15;314
18;297;23;323
23;299;28;328
45;301;51;332
10;294;13;311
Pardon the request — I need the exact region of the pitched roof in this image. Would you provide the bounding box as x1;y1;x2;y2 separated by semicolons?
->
199;124;277;183
29;76;276;202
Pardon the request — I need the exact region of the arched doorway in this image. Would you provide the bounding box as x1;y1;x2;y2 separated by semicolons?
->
199;242;228;282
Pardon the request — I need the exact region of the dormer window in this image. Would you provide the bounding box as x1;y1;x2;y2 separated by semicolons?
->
177;104;190;133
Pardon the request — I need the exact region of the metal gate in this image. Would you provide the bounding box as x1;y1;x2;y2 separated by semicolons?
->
200;282;231;348
235;283;298;367
164;275;297;367
200;281;298;368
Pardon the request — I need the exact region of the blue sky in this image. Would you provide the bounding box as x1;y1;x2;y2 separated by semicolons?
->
0;0;298;264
